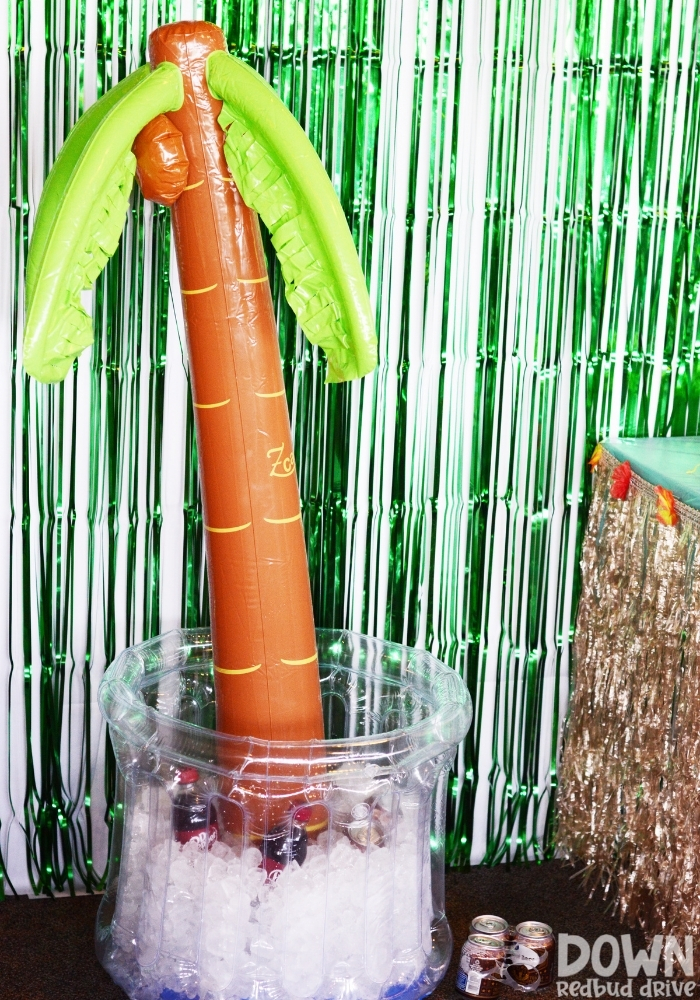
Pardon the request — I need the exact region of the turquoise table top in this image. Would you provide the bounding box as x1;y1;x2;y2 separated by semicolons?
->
605;436;700;510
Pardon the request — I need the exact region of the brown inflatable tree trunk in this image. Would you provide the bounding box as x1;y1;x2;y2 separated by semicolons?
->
147;22;323;744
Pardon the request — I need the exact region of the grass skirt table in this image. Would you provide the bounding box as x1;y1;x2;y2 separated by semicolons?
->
558;437;700;938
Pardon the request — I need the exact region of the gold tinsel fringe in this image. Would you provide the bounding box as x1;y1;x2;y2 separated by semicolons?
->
557;449;700;939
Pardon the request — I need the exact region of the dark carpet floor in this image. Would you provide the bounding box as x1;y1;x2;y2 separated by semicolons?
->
0;862;649;1000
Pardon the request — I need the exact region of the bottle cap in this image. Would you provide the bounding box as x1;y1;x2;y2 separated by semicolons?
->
175;767;200;785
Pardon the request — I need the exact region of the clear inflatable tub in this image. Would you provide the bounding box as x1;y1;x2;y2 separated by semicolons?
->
96;628;472;1000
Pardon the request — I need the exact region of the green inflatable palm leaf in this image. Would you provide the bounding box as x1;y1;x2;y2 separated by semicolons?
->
206;52;378;384
24;62;183;383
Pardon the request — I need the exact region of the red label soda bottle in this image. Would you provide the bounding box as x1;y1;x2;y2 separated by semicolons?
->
172;767;218;849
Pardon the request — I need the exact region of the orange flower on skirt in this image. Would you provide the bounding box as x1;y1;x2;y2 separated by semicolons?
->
655;486;678;526
588;442;603;470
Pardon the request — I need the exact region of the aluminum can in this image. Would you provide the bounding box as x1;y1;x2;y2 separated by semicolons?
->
470;915;515;942
455;935;505;998
505;921;554;991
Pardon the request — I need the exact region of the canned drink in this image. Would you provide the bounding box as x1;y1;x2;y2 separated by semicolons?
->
455;935;506;998
346;804;392;849
470;915;513;941
504;921;555;991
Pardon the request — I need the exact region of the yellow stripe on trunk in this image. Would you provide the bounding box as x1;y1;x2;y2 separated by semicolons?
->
182;283;218;296
195;398;230;409
215;664;261;675
205;522;251;533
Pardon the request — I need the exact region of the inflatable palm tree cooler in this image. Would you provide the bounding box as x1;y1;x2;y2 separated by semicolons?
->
24;22;471;1000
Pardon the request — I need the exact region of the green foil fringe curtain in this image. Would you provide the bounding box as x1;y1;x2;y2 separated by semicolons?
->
2;0;699;895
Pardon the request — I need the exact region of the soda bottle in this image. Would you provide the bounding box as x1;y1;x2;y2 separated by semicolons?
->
261;807;311;875
172;767;218;849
